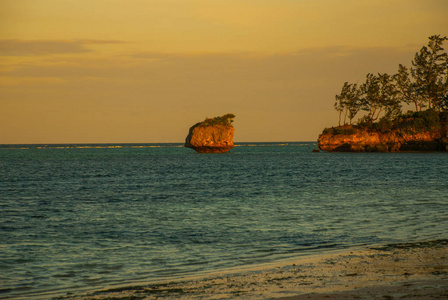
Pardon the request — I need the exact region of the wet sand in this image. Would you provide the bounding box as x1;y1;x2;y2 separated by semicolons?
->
56;240;447;299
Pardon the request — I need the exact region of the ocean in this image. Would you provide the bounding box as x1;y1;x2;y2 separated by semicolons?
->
1;142;447;299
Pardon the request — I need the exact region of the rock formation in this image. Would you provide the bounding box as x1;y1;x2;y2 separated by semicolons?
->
318;110;448;152
318;125;448;152
185;114;235;153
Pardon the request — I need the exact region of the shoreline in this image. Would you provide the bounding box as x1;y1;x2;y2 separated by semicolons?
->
53;240;448;299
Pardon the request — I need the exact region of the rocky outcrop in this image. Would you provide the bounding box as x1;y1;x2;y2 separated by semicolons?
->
318;126;448;152
185;114;235;153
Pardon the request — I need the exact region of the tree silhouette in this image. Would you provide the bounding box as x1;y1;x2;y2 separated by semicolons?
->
333;35;448;126
411;35;448;110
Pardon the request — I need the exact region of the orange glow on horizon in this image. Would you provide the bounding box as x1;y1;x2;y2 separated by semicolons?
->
1;0;447;143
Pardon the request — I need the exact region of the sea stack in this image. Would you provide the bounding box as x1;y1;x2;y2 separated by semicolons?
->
317;111;448;152
318;126;448;152
185;114;235;153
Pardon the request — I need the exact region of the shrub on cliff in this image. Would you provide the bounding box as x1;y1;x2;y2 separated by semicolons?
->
322;126;357;135
393;109;441;133
193;113;235;128
374;116;394;133
339;109;443;135
356;115;393;133
408;109;441;132
440;111;448;122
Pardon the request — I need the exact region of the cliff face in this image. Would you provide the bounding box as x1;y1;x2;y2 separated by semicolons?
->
185;124;235;153
318;125;448;152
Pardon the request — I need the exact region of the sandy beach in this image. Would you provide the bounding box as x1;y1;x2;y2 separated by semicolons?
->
53;240;448;299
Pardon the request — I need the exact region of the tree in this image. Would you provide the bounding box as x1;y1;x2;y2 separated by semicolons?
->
346;83;362;124
359;73;400;123
411;35;448;110
332;35;448;126
334;87;345;126
359;73;381;122
334;82;361;125
394;64;423;111
438;59;448;111
378;73;401;118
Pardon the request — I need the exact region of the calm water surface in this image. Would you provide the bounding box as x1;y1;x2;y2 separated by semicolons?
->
1;142;447;298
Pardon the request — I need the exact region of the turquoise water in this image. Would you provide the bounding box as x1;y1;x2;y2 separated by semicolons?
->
1;142;448;298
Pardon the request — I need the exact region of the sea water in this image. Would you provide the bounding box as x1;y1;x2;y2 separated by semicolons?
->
1;142;447;298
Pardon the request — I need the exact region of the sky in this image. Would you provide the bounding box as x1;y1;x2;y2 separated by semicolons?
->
1;0;448;144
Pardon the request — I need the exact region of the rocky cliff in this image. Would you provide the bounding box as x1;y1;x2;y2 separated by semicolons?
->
318;125;448;152
185;114;235;153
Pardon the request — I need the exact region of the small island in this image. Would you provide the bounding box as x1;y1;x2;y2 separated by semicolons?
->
318;35;448;152
185;114;235;153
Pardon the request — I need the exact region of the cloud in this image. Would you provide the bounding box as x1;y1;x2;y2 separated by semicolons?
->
0;76;66;87
0;45;418;90
0;39;125;56
0;45;422;143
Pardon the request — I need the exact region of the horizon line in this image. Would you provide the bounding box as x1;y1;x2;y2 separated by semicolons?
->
0;141;317;146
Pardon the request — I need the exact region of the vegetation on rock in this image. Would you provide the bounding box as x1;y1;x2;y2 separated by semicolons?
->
320;35;448;152
323;109;446;135
333;35;448;128
192;113;235;128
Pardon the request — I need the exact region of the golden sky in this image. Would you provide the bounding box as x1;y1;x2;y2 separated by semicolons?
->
1;0;448;143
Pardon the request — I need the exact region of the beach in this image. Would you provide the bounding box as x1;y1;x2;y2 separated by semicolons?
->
56;240;447;299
